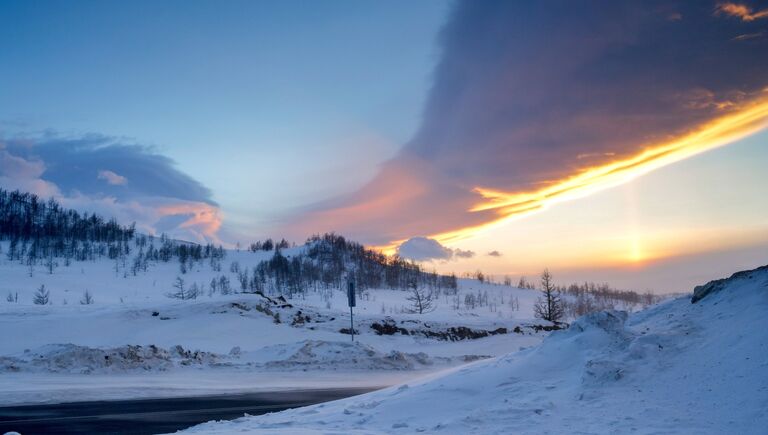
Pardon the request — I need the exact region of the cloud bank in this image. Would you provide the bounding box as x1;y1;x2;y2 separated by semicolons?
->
283;0;768;248
0;134;222;243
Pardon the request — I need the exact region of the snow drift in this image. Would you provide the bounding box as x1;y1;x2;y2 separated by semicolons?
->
0;340;476;376
181;265;768;435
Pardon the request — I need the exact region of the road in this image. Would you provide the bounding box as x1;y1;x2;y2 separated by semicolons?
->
0;387;376;434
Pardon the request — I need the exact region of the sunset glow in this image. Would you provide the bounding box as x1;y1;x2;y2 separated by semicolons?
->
425;96;768;247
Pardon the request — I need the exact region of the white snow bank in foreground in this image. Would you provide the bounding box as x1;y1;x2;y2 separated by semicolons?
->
180;265;768;435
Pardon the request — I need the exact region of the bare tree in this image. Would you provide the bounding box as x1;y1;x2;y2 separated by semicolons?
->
209;277;218;297
464;293;477;309
219;275;231;295
33;285;50;305
406;279;436;314
475;270;485;284
6;292;18;303
518;276;536;289
533;268;564;323
45;254;57;274
167;276;188;300
188;282;201;300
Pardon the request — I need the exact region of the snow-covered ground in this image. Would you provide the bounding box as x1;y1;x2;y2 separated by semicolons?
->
0;242;550;405
180;265;768;435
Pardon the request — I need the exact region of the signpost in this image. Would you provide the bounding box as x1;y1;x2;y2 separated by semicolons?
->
347;280;356;342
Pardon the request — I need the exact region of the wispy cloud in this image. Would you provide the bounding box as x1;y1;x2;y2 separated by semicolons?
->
97;169;127;186
716;2;768;21
732;31;765;41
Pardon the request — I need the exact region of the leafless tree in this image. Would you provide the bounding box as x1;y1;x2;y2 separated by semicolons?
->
533;268;564;323
465;293;477;309
406;279;436;314
518;276;535;289
45;254;57;274
188;282;201;300
167;276;188;300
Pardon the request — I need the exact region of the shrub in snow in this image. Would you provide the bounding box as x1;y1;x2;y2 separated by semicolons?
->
80;290;94;305
33;285;50;305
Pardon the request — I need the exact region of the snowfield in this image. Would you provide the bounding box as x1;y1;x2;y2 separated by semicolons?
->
0;242;549;405
179;265;768;435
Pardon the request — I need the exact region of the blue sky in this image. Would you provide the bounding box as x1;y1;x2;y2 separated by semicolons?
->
0;0;448;237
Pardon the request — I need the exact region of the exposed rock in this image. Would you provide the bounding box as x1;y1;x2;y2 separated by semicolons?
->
691;264;768;303
369;318;509;341
370;318;410;336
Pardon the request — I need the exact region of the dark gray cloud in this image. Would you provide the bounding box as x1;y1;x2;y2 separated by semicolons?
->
454;248;475;259
396;236;475;261
487;251;502;257
0;134;222;243
3;134;215;205
284;0;768;245
397;237;453;261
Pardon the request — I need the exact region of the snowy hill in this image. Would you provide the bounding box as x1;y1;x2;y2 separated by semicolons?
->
180;265;768;435
0;235;552;405
0;190;672;417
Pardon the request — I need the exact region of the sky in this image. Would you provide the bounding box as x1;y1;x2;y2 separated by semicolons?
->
1;0;767;293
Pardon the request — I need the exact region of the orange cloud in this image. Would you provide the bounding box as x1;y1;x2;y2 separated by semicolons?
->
716;2;768;21
156;202;223;243
428;95;768;245
283;2;768;254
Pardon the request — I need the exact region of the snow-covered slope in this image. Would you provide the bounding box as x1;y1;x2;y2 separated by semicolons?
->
181;265;768;435
0;241;552;405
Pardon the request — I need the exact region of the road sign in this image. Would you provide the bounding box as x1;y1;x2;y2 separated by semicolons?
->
347;281;356;307
347;280;356;342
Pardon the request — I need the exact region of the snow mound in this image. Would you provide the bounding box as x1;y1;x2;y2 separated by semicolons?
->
180;265;768;435
0;339;476;376
262;340;444;371
0;344;224;374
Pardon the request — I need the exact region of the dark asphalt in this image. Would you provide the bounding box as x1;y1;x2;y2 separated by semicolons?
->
0;387;376;435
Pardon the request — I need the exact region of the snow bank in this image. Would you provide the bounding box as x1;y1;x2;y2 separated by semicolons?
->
0;344;225;374
260;340;474;371
0;339;482;376
180;265;768;435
